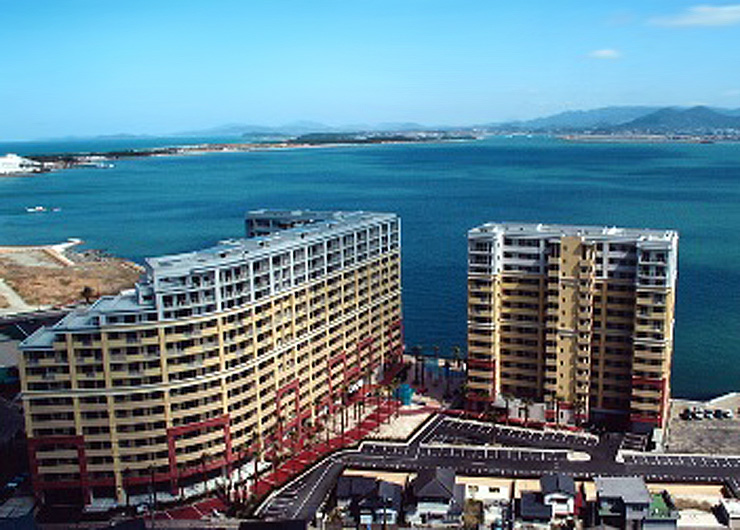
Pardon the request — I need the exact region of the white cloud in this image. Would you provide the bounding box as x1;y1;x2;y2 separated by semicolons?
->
587;49;622;60
723;88;740;97
651;4;740;27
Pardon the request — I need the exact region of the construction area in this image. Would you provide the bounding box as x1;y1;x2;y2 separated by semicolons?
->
0;239;141;315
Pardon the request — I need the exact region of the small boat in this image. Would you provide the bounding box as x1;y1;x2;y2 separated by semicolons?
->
26;206;47;213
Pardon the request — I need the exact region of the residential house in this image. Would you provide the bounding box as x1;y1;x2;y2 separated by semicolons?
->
595;476;678;529
465;482;511;529
406;468;465;527
519;491;553;526
541;474;576;519
334;476;402;527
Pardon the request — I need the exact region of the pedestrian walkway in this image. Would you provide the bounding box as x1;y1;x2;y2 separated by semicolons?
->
250;398;397;498
156;397;400;520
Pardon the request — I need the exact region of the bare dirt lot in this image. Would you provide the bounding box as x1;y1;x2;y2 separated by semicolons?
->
0;243;141;309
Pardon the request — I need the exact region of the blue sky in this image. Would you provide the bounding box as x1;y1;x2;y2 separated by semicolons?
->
2;1;740;140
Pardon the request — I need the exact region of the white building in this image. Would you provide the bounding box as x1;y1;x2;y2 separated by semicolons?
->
0;154;43;175
466;482;510;528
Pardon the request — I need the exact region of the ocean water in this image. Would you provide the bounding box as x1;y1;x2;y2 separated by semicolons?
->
1;136;739;399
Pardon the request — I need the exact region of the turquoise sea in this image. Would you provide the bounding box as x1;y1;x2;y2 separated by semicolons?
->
1;136;739;399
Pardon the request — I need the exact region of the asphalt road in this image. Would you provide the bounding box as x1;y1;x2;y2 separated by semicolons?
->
257;414;740;521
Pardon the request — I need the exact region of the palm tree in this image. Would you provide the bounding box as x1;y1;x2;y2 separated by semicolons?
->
521;397;534;425
501;393;514;424
312;396;323;441
431;345;441;386
361;364;372;417
553;393;565;425
122;467;131;513
276;411;284;460
460;381;470;411
148;464;156;520
390;379;401;418
248;439;263;504
451;345;463;370
339;384;348;444
411;345;422;384
199;451;210;494
574;395;587;427
484;400;495;423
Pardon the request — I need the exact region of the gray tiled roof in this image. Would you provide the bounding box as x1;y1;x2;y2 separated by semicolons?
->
595;476;651;505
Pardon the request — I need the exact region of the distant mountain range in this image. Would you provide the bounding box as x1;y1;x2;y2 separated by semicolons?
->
497;106;664;130
174;121;443;138
36;105;740;143
493;105;740;133
176;106;740;139
611;106;740;132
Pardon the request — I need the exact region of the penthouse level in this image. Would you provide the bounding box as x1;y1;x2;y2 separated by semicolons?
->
19;210;404;507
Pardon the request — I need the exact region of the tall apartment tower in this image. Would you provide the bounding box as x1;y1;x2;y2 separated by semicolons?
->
466;223;678;432
19;210;403;505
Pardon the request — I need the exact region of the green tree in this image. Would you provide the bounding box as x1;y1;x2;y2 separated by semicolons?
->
81;285;96;304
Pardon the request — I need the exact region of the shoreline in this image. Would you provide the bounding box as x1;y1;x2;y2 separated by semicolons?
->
558;133;730;144
4;135;482;176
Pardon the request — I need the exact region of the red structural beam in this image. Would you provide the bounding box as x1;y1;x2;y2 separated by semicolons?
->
632;376;665;389
631;376;667;425
467;358;495;370
166;414;231;495
631;413;661;425
328;351;346;370
27;435;90;502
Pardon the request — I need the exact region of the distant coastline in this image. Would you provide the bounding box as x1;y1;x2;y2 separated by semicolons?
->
5;132;482;176
558;133;721;144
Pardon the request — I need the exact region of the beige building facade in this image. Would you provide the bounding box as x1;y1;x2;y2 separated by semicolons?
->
19;210;403;505
467;223;678;432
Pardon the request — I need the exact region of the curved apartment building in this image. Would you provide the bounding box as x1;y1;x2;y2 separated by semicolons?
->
19;210;403;505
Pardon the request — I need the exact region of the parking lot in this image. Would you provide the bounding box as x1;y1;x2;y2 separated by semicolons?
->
424;417;599;450
624;453;740;468
362;441;571;463
666;395;740;454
